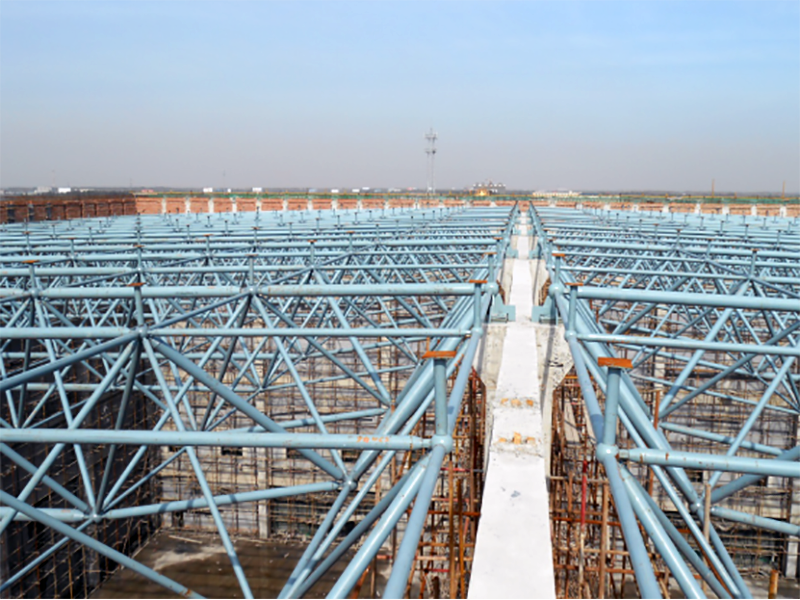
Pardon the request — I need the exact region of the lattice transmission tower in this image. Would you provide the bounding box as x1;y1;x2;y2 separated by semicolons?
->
425;128;438;196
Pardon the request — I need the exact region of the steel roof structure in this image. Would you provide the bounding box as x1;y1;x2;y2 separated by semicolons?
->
2;202;799;599
532;206;800;599
0;207;516;598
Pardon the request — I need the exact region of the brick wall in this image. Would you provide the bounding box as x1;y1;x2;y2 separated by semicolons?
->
0;196;135;224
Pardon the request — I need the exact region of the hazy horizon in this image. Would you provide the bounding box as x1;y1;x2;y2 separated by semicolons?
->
1;1;798;193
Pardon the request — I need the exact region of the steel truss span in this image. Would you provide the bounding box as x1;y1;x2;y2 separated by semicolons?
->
0;207;516;599
533;206;800;599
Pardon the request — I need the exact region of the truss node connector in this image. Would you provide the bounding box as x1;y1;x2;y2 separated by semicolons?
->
430;434;454;452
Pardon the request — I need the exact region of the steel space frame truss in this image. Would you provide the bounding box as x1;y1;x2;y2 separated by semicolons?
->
532;206;800;599
0;206;516;598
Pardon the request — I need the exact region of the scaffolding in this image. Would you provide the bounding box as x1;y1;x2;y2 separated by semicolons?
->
406;368;486;599
550;373;693;598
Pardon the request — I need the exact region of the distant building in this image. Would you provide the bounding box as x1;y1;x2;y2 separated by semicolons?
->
57;187;72;194
471;180;506;196
531;190;581;198
202;187;213;193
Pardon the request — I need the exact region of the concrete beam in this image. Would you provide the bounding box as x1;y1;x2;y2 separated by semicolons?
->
469;218;556;599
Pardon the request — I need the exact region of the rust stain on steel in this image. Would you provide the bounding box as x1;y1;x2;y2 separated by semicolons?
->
356;435;389;444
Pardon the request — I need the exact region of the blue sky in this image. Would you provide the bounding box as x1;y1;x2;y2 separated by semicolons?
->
1;0;798;192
